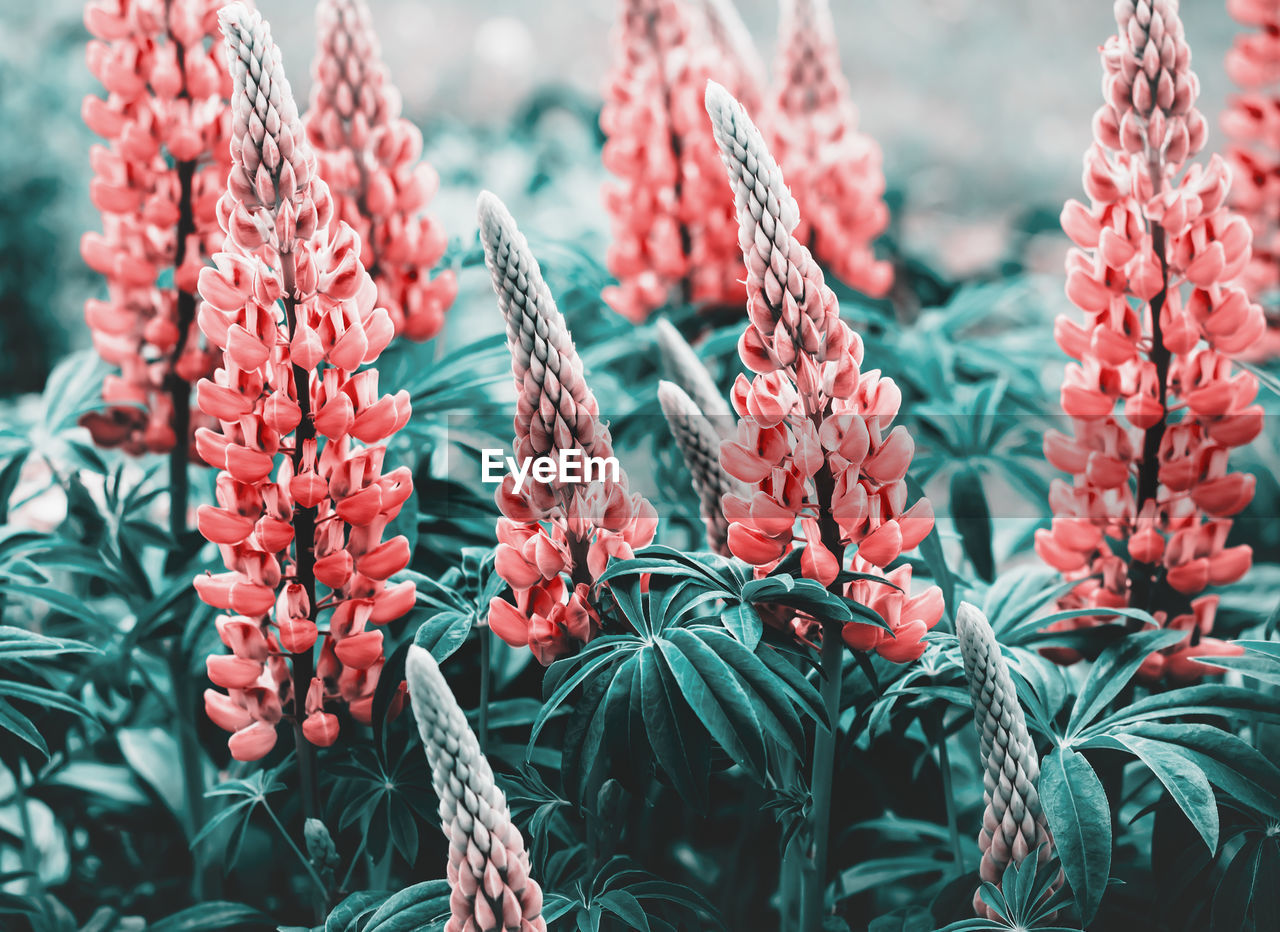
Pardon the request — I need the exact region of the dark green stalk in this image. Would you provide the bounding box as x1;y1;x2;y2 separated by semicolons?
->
937;728;965;872
281;253;323;921
800;448;845;932
478;625;491;753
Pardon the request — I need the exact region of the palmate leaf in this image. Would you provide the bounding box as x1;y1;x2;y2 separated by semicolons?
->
1088;731;1218;853
938;848;1079;931
549;856;723;932
1033;623;1280;871
1065;628;1186;737
531;573;826;808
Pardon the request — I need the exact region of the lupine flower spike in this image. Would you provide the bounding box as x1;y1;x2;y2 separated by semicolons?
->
80;0;231;454
195;3;415;761
1223;0;1280;312
306;0;456;342
599;0;752;322
406;645;546;932
657;380;743;555
705;82;941;663
955;602;1056;920
769;0;893;298
1035;0;1263;683
478;192;658;663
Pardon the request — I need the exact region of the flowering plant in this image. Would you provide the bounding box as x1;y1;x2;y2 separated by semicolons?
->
5;2;1280;931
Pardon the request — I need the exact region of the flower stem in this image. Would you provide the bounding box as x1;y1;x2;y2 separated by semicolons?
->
478;624;491;753
281;253;321;831
266;801;328;898
1129;162;1170;615
937;727;965;872
166;158;195;546
800;616;843;932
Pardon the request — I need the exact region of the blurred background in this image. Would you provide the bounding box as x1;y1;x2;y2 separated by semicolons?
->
0;0;1243;395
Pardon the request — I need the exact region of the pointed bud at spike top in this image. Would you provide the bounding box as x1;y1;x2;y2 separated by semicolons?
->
220;2;316;221
406;645;547;931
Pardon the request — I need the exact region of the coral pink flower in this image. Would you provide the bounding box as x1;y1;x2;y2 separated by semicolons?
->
841;559;945;664
599;0;753;323
1036;0;1264;682
767;0;893;298
305;0;456;342
194;4;415;761
477;193;657;664
1223;0;1280;311
80;0;231;455
706;82;939;663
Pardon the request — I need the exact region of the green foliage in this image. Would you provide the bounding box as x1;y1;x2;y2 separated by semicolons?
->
2;60;1279;932
533;549;833;808
937;850;1078;931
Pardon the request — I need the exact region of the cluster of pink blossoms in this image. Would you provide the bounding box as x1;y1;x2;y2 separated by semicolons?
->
195;4;415;761
478;193;657;665
767;0;893;299
1035;0;1264;683
306;0;456;342
80;0;231;455
1223;0;1280;309
599;0;753;323
706;83;940;663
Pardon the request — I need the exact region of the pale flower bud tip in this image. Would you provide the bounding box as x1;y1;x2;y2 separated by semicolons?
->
955;601;986;638
476;192;518;254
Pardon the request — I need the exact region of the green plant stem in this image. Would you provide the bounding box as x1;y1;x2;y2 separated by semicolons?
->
479;625;491;753
338;831;371;894
937;728;965;872
265;803;328;898
800;616;843;932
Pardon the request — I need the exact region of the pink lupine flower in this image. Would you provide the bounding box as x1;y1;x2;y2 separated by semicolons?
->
841;559;945;664
406;645;546;932
194;4;415;761
1223;0;1280;309
706;82;939;663
599;0;751;323
1035;0;1262;683
767;0;893;298
306;0;457;342
80;0;231;455
477;192;657;664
